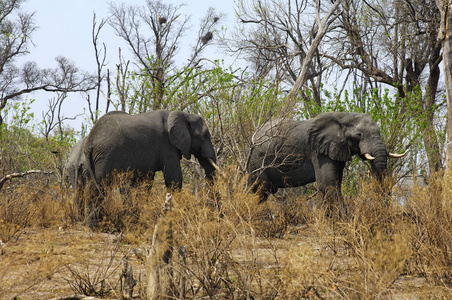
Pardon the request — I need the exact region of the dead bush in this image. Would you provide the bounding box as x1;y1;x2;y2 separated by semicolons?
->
0;180;68;242
2;161;452;298
61;234;124;297
405;172;452;286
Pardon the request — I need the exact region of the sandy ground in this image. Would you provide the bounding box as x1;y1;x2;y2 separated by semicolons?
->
0;223;451;299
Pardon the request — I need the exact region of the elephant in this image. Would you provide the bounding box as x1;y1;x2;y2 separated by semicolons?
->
247;112;405;209
83;110;219;191
66;137;90;190
65;137;92;220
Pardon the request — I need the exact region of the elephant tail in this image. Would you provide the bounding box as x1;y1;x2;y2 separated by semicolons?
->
84;143;101;193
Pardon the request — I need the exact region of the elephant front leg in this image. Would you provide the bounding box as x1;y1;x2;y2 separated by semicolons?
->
163;162;183;191
313;155;347;218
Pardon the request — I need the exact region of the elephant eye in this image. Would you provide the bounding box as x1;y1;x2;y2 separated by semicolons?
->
356;133;362;138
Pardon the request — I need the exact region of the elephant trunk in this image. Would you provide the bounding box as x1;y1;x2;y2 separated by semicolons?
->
197;156;217;182
368;148;388;180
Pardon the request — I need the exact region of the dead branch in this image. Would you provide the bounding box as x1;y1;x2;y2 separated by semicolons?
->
282;0;341;116
0;170;53;191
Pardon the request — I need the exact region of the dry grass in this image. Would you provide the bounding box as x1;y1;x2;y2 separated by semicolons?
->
0;167;452;299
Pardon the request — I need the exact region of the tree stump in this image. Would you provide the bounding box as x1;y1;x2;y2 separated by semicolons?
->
120;256;137;299
146;193;174;300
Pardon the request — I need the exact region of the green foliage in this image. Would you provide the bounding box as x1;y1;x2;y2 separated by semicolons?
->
0;100;74;177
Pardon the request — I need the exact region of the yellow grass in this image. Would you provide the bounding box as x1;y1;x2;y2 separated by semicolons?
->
0;166;452;299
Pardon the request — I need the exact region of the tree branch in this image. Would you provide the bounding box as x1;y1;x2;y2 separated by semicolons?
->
281;0;341;116
0;170;53;191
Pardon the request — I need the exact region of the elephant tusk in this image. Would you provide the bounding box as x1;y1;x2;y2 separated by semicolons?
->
207;158;224;176
364;153;375;160
389;151;407;158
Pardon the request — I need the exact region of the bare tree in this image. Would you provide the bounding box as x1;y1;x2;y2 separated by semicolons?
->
108;1;225;112
326;0;444;173
108;0;189;110
284;0;341;114
88;13;108;124
0;0;96;127
436;0;452;167
41;92;82;141
227;0;341;116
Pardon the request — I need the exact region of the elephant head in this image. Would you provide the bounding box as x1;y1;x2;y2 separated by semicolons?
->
309;112;402;179
167;111;219;180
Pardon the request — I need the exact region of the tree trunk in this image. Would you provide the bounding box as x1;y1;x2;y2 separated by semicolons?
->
443;1;452;167
423;48;443;172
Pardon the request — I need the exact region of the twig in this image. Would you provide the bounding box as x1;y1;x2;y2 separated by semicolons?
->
0;170;53;191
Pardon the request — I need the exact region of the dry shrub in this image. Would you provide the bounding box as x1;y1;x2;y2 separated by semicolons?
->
0;179;68;242
405;172;452;286
276;188;314;225
336;179;415;298
32;185;69;227
211;165;312;238
169;166;258;298
271;177;419;299
276;244;340;299
82;172;163;237
3;163;452;298
62;235;123;297
65;169;452;298
0;192;33;242
340;225;413;299
251;190;315;238
152;165;290;298
161;166;340;298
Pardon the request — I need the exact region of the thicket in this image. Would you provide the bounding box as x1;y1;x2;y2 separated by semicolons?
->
0;0;450;297
1;62;451;298
1;163;452;298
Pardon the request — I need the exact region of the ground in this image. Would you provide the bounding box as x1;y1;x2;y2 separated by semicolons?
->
1;223;450;299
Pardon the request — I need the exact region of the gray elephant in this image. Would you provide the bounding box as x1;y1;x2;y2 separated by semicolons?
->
65;137;92;220
247;112;405;206
66;137;90;190
84;110;219;191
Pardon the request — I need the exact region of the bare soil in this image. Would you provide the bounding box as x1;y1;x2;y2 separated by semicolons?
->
1;223;450;299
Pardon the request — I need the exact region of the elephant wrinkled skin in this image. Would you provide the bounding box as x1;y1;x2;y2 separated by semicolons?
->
65;137;93;221
66;137;90;191
247;112;404;207
84;110;218;191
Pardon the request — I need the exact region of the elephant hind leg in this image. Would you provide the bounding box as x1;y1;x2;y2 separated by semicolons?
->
250;178;278;203
131;171;155;190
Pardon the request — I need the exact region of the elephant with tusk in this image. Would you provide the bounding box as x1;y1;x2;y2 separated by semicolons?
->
247;112;406;209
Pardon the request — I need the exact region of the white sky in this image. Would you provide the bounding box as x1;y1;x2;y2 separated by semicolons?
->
17;0;237;134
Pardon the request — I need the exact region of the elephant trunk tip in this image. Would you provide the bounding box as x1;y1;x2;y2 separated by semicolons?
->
366;148;389;178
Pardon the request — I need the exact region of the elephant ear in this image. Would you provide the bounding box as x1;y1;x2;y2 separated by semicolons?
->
309;115;351;161
168;111;192;160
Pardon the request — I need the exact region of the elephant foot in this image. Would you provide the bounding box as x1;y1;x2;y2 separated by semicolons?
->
324;202;349;220
81;205;105;228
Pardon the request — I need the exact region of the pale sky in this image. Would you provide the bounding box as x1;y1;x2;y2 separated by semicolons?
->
17;0;236;134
